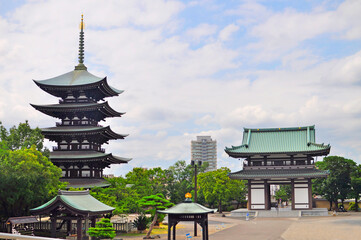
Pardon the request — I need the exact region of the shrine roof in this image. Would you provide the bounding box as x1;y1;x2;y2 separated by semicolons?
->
158;200;215;215
50;151;131;163
229;168;329;180
31;190;114;215
225;126;330;157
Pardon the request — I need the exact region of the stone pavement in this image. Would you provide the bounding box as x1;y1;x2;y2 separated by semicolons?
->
119;213;361;240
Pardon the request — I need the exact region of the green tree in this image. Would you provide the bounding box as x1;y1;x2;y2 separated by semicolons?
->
350;165;361;211
138;193;174;239
88;218;116;240
274;185;291;202
165;160;208;204
0;121;45;153
198;167;242;213
228;179;247;209
0;146;62;218
313;156;357;211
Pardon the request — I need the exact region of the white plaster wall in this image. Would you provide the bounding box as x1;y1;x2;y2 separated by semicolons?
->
295;188;308;204
251;188;265;204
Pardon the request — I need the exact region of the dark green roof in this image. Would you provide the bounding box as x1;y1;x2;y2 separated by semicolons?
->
31;102;124;121
42;126;128;139
229;168;329;180
31;190;114;215
158;201;215;215
50;151;131;163
61;178;110;189
225;126;330;157
34;70;121;93
33;70;123;98
35;70;102;86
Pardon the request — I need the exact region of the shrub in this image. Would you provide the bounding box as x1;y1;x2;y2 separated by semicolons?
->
87;218;116;240
348;202;359;211
132;214;150;231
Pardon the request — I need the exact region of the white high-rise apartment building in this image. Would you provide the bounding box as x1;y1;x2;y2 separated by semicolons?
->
191;136;217;171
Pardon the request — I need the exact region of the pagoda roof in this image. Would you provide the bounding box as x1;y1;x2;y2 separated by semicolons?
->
61;178;110;189
158;200;215;215
42;126;127;142
50;150;131;164
225;126;330;157
229;168;329;180
33;70;123;99
30;102;124;121
30;190;114;216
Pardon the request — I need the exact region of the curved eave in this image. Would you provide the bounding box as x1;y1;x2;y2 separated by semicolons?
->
41;126;128;140
33;78;123;99
30;102;125;120
158;203;215;215
30;195;114;216
225;146;331;158
50;151;131;164
228;169;329;180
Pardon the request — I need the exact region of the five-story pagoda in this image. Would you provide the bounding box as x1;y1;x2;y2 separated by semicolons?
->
31;16;131;188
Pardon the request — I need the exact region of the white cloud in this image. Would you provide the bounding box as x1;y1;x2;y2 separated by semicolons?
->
219;24;239;41
186;23;218;42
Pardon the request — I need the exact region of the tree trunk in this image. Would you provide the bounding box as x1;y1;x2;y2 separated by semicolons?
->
334;200;339;211
355;197;358;212
218;199;222;213
145;212;158;239
329;201;332;211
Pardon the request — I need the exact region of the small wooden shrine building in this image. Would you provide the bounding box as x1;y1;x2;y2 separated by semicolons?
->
225;126;330;210
158;193;215;240
30;190;114;240
30;15;131;189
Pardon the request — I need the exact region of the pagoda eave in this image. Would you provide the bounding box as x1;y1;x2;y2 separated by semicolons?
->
30;102;125;120
33;78;123;100
225;148;330;158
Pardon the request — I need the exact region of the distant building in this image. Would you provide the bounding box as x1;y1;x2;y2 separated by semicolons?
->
191;136;217;171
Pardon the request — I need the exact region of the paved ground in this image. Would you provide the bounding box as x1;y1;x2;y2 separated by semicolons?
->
119;212;361;240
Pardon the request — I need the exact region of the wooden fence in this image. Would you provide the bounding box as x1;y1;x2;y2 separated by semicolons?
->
0;221;135;234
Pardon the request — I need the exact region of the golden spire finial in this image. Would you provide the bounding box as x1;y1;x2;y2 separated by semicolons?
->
80;14;84;30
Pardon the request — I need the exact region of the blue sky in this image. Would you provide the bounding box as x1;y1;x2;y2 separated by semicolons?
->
0;0;361;176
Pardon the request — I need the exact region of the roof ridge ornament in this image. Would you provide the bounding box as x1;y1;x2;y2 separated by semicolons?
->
75;14;87;71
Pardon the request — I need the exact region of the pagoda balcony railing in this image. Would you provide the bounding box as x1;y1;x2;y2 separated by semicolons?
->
243;164;315;170
55;122;103;127
52;147;105;152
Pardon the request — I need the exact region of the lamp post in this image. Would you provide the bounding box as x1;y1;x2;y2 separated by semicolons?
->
191;160;202;236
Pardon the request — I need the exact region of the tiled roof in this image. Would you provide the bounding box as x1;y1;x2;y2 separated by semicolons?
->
42;126;128;139
225;126;330;156
61;178;110;189
229;168;329;180
31;190;114;215
158;200;215;215
50;151;131;163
